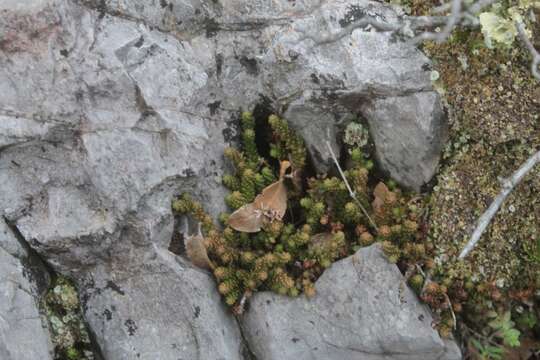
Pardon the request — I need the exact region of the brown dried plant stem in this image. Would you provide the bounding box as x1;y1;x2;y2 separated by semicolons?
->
325;141;378;231
459;150;540;260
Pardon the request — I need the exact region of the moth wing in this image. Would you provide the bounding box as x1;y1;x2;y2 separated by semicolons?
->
254;180;287;219
228;203;264;233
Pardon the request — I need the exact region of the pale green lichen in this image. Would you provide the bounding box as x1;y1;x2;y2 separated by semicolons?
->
45;276;95;360
343;122;369;149
479;12;518;48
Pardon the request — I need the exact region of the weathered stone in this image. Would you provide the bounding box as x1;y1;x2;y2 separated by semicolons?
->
241;244;462;360
361;92;447;191
0;219;53;360
0;0;444;272
81;247;244;360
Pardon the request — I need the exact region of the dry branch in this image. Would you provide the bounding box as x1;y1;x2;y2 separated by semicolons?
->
516;21;540;80
459;150;540;260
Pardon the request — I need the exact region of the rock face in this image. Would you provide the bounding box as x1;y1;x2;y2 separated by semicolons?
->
82;247;245;360
0;0;451;358
241;244;462;360
0;219;53;360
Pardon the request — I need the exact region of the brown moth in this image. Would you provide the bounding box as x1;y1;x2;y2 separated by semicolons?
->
184;221;213;270
228;161;290;233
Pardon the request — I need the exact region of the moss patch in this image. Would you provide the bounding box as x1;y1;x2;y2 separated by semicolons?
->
417;17;540;358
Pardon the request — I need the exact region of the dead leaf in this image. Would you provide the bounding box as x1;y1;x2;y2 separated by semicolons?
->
372;182;390;214
228;203;265;233
229;161;290;232
373;182;390;200
185;233;213;270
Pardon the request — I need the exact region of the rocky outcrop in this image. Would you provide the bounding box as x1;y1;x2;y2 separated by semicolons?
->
0;0;453;359
241;244;462;360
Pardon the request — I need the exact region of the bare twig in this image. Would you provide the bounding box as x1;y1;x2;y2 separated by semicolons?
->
409;0;496;44
459;150;540;260
410;0;462;44
325;140;378;230
297;0;497;48
516;21;540;80
467;0;497;15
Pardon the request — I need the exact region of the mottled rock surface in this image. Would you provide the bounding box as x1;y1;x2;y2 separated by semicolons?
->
0;0;451;358
0;219;53;360
241;244;462;360
82;247;245;360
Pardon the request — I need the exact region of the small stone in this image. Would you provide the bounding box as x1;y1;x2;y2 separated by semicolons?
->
241;245;461;360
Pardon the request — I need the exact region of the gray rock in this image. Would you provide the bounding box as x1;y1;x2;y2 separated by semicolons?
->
0;0;444;272
361;92;447;191
0;219;53;360
81;247;244;360
241;244;462;360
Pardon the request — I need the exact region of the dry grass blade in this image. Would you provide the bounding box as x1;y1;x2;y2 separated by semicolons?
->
325;140;378;231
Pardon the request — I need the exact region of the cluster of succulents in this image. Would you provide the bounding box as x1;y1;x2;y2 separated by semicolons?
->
172;112;425;314
172;110;539;354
